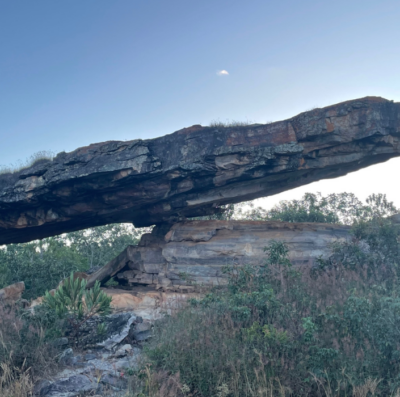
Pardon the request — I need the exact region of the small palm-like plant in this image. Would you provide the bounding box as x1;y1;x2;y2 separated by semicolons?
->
43;273;112;342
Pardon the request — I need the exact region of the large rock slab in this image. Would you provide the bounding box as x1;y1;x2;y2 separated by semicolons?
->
1;96;399;244
87;220;351;289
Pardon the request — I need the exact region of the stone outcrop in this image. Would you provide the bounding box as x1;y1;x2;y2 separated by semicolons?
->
0;96;399;244
86;220;351;290
33;311;146;397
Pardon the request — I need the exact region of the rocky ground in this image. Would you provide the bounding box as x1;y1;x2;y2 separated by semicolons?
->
33;312;152;397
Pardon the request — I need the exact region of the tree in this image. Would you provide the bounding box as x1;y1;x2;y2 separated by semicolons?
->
234;192;398;225
0;223;148;299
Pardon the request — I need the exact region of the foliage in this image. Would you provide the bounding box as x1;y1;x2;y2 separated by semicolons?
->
0;223;147;300
193;203;237;221
43;273;112;341
234;192;398;225
146;217;400;397
0;303;61;395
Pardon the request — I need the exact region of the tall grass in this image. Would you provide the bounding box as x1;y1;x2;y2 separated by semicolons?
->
0;303;60;396
209;119;255;128
0;150;55;175
145;220;400;397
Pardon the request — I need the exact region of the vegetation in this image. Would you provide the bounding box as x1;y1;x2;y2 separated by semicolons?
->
0;150;55;175
141;193;400;397
0;302;61;396
0;191;399;396
0;223;148;300
209;119;255;128
233;192;398;225
43;273;112;342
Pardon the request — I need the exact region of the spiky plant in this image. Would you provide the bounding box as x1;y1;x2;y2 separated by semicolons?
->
43;273;112;342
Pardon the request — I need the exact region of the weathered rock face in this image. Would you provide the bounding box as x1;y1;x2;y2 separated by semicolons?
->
1;96;399;244
87;220;351;290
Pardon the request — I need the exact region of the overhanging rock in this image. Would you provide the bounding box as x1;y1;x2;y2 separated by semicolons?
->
1;96;399;244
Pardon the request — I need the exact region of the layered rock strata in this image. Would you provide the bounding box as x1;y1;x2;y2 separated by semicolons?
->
0;97;399;244
87;220;351;289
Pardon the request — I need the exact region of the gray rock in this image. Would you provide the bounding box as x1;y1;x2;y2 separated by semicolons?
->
2;97;400;245
34;335;141;396
58;348;74;365
130;322;152;341
67;312;136;349
96;313;136;350
52;337;69;348
84;353;97;361
33;379;52;396
113;344;132;358
100;373;128;390
36;374;97;397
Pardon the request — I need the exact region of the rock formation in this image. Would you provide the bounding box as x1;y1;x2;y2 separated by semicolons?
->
86;220;351;289
0;96;399;244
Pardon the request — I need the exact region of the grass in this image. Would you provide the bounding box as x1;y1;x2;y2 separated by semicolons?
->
208;119;275;128
0;363;33;397
0;150;55;175
209;119;255;128
0;303;61;396
142;232;400;397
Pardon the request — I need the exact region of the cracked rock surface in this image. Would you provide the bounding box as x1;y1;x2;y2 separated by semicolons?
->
1;96;399;244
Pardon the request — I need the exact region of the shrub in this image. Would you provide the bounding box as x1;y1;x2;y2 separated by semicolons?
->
43;273;112;342
0;223;146;300
0;303;61;396
234;192;398;225
146;220;400;397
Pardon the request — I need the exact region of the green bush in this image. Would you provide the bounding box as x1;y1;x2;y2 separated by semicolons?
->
235;192;398;225
146;219;400;397
0;223;146;300
0;303;61;392
43;273;112;342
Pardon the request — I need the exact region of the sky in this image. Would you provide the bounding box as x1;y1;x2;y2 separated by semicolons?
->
1;0;400;209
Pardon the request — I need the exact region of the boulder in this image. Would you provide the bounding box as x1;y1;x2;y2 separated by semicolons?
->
1;97;399;244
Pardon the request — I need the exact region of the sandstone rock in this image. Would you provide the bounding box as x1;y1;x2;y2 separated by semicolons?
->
1;97;399;244
102;287;201;320
89;220;351;291
0;281;25;303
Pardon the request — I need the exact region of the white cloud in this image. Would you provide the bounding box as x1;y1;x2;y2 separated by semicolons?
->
217;70;229;76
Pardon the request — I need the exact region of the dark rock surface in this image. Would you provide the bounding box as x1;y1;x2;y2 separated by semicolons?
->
1;96;399;244
87;220;351;288
33;311;147;396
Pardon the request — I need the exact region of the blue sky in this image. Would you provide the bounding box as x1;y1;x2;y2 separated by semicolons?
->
1;0;400;206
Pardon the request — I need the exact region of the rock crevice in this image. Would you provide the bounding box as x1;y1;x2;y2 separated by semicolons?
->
1;96;399;244
87;220;352;290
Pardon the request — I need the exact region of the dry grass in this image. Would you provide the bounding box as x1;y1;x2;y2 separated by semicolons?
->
209;119;254;128
0;150;55;175
0;303;60;396
0;363;33;397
